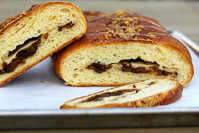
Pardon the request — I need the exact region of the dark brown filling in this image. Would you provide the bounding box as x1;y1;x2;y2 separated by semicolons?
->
0;36;41;74
121;58;159;66
86;58;178;77
8;36;40;57
81;89;140;103
43;33;49;40
1;22;74;74
148;81;155;85
121;61;176;76
58;21;74;32
87;63;112;73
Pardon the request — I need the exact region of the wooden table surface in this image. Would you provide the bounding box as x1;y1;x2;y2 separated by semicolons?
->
0;0;199;132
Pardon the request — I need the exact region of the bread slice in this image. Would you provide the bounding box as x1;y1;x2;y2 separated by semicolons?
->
0;2;87;86
61;79;183;108
54;10;193;87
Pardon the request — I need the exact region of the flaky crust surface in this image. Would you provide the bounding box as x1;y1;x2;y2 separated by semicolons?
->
0;2;87;86
54;10;193;87
61;79;183;108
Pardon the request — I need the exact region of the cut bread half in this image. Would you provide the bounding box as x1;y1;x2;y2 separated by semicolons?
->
61;79;183;108
54;10;193;87
0;1;87;86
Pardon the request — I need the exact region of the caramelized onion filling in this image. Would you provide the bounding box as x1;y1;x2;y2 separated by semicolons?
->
0;36;41;74
81;89;141;102
58;21;74;31
86;58;178;77
0;21;74;74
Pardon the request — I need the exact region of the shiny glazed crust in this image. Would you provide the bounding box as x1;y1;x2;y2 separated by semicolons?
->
83;11;107;21
54;10;193;87
61;79;183;108
0;2;87;86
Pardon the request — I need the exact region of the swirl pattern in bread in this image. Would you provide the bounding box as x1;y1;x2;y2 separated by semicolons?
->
0;2;87;86
61;79;183;108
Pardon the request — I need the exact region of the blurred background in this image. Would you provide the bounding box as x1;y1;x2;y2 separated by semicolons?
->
0;0;199;132
0;0;199;45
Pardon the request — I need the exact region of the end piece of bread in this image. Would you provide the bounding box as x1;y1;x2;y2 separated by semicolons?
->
61;79;183;108
0;2;87;86
54;10;193;87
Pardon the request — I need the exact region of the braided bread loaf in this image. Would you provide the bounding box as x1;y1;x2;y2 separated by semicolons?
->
54;10;193;87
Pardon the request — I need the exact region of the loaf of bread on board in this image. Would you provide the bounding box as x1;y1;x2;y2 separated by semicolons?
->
0;1;87;86
54;10;193;87
61;79;183;108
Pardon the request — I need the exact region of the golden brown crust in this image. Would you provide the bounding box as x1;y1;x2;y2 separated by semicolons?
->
83;11;107;21
0;4;39;34
60;79;183;108
0;2;85;35
0;4;41;31
0;2;87;87
54;10;193;86
58;10;190;56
